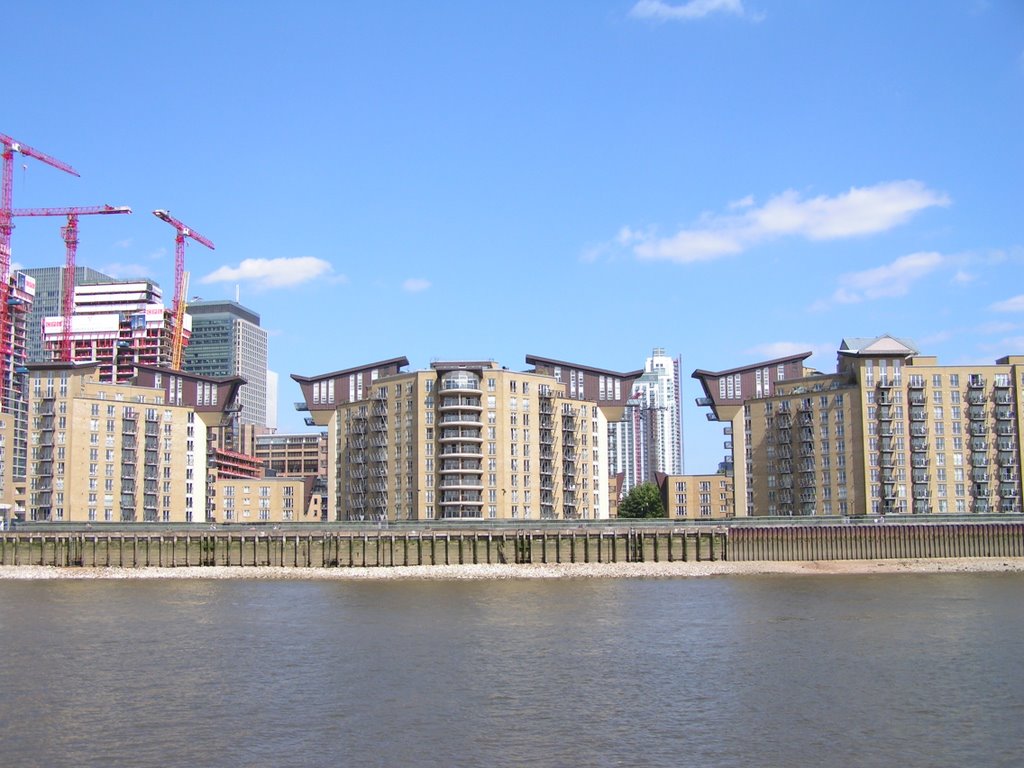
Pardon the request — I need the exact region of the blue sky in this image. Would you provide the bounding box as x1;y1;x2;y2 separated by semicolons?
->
7;0;1023;472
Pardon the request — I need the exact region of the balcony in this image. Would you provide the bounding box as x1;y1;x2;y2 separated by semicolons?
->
909;408;926;422
438;476;484;490
911;439;928;452
439;396;482;411
913;500;931;514
439;414;481;427
439;444;482;458
438;430;481;442
695;397;714;407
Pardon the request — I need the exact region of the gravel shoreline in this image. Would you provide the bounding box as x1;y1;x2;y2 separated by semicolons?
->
2;558;1023;581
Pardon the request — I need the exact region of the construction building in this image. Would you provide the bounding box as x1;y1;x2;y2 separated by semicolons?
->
183;300;268;428
693;335;1024;517
294;356;643;521
42;280;187;384
22;266;112;362
25;362;243;523
609;348;685;496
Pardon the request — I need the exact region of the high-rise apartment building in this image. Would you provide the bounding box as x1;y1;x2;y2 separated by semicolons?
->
294;356;640;522
25;362;243;523
693;336;1024;517
609;348;684;495
183;300;268;427
41;280;186;383
0;271;37;521
21;266;112;362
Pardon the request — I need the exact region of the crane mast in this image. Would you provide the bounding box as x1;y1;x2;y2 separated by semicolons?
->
152;209;214;371
0;133;79;406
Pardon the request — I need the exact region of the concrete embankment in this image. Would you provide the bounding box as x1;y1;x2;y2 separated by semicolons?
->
0;522;1021;571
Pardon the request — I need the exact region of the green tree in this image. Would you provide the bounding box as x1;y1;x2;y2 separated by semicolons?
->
618;482;665;519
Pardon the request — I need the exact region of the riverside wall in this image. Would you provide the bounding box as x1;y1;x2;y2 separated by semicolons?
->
0;522;1022;568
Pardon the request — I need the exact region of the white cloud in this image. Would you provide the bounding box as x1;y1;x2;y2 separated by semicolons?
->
813;252;946;310
841;252;945;298
951;270;975;284
991;294;1024;312
622;180;949;264
997;335;1024;351
634;228;744;263
114;238;133;249
630;0;751;21
976;320;1020;334
743;340;834;369
200;257;336;289
402;278;431;293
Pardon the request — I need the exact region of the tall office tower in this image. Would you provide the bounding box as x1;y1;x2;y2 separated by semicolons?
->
294;357;620;522
22;266;112;362
183;300;268;428
41;280;186;383
609;348;684;496
693;335;1024;517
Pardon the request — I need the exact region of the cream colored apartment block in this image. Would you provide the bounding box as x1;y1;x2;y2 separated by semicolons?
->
0;415;20;522
210;476;309;524
660;474;734;520
27;365;208;523
302;362;610;522
695;337;1023;517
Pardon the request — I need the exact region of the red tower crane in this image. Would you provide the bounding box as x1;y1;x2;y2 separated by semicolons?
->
11;205;132;361
0;133;79;405
152;209;215;370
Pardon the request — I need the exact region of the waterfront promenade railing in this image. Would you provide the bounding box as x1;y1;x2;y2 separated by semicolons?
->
0;521;1022;568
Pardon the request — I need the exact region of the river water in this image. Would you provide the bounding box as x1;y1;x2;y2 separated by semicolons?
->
0;574;1021;767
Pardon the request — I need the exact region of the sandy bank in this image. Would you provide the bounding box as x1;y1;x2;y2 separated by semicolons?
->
1;558;1023;581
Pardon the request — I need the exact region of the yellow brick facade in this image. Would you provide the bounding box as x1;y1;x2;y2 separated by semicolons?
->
27;366;208;523
312;363;611;521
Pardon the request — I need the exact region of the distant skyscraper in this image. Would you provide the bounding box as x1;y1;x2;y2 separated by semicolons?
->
184;300;268;427
22;266;112;362
609;348;684;496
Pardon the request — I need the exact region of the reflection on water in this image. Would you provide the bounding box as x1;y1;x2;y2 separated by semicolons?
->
1;574;1021;768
